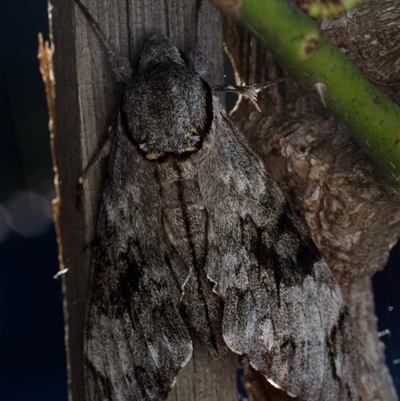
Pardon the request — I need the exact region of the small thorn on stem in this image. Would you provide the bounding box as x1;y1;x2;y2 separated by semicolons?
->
312;82;327;107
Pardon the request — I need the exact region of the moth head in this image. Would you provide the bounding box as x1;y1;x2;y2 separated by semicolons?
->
139;33;185;69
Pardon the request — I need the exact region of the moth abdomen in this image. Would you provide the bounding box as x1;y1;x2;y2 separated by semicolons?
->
157;156;228;359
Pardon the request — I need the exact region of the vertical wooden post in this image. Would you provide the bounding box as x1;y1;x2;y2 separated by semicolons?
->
50;0;238;400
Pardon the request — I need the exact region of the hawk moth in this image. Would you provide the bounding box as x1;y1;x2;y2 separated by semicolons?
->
74;1;361;400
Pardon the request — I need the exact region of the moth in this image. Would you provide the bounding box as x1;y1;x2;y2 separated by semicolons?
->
74;1;361;400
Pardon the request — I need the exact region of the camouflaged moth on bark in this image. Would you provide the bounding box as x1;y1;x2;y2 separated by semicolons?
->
74;1;361;400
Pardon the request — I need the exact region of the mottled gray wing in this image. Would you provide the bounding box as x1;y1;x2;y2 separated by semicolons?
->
197;98;360;401
85;123;192;401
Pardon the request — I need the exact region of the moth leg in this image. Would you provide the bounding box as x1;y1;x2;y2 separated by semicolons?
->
79;130;114;185
213;76;289;112
75;127;114;209
74;0;132;83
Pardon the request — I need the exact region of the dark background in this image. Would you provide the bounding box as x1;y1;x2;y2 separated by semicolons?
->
0;1;399;400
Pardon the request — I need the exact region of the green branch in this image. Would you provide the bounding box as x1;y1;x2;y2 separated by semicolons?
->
214;0;400;188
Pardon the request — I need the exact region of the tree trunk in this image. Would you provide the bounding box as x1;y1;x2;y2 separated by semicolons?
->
47;0;400;400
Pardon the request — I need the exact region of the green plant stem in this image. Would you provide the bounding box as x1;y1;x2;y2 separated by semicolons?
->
239;0;400;188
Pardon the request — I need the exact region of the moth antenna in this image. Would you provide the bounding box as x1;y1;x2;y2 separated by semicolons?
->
191;0;208;75
74;0;132;83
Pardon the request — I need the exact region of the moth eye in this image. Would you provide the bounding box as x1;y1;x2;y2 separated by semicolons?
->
139;143;149;152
